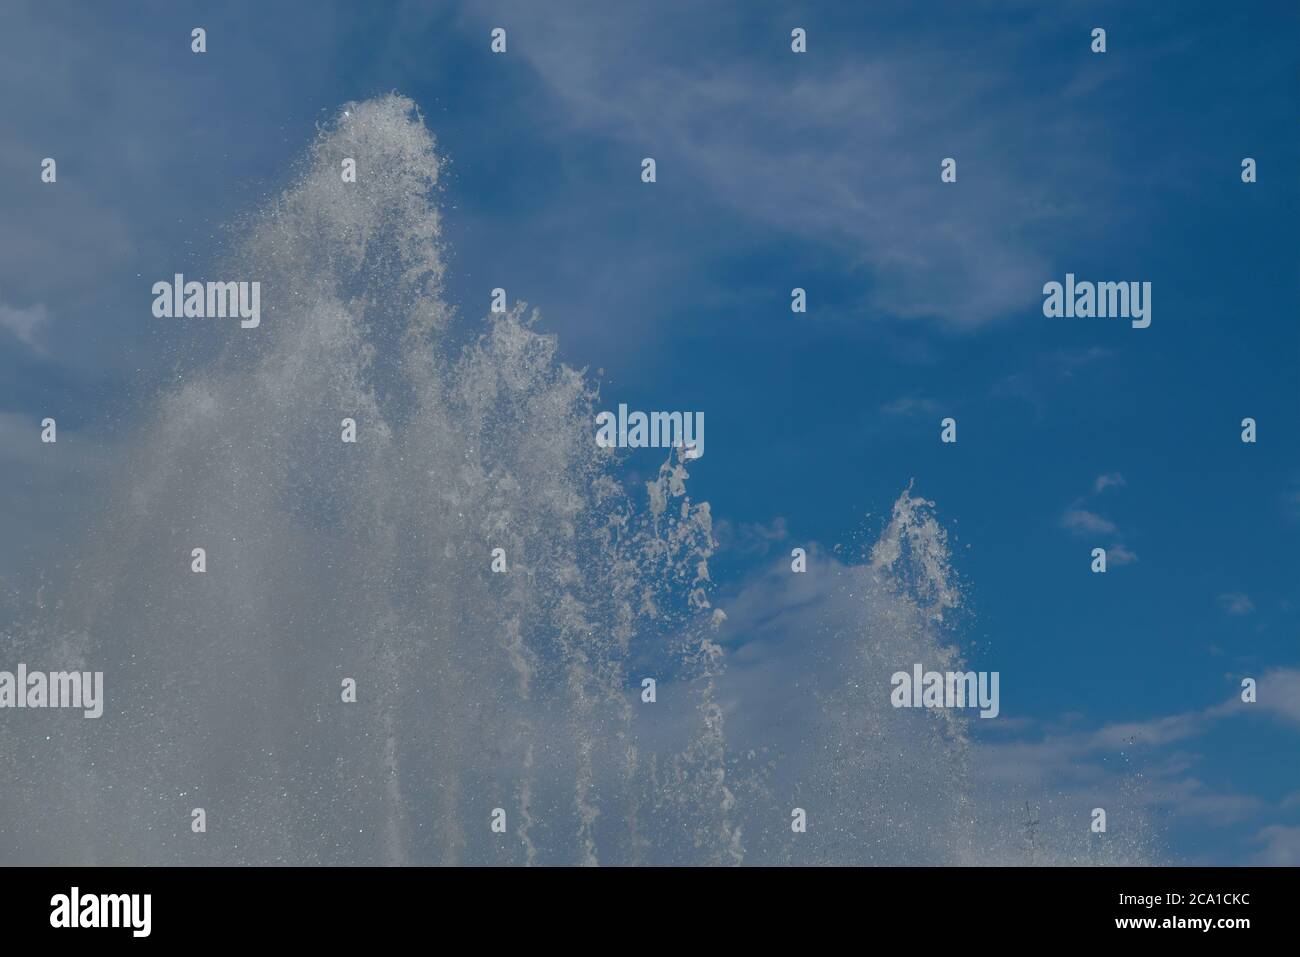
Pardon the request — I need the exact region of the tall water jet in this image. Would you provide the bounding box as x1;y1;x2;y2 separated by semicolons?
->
0;95;1154;867
0;95;729;866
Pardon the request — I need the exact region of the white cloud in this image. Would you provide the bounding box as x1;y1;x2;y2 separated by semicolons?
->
880;396;941;417
1217;592;1255;616
1108;543;1139;566
1254;669;1300;725
713;516;789;556
1061;508;1117;536
1089;711;1204;750
1252;825;1300;865
0;299;48;351
1093;472;1126;493
475;1;1108;328
1061;477;1134;559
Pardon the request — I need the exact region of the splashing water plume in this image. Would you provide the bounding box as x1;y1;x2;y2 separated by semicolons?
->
0;96;1153;866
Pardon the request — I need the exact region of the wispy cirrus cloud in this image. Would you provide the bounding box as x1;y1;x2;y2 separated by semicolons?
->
1062;508;1117;536
1090;669;1300;743
972;668;1300;851
714;515;789;556
880;396;941;417
0;299;48;353
1217;592;1255;616
473;0;1117;328
1060;473;1137;563
1093;472;1126;494
1251;825;1300;865
1107;543;1139;566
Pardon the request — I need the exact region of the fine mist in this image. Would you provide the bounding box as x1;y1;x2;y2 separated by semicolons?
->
0;95;1153;866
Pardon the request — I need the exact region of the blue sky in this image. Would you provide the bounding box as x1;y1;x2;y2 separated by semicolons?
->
1;0;1297;864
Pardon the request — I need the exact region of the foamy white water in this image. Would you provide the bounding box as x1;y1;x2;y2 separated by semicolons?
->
0;96;1154;866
